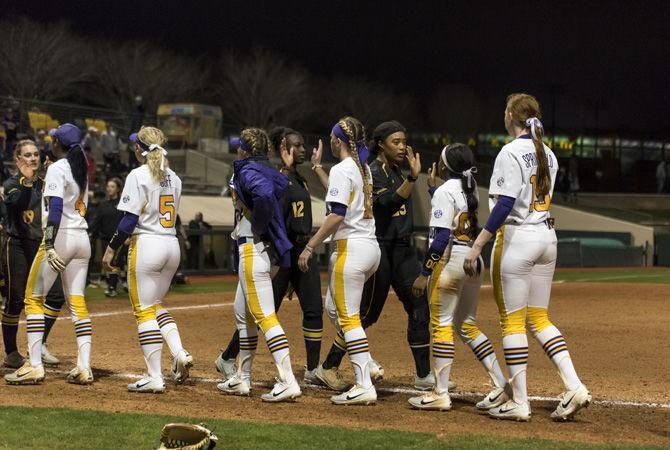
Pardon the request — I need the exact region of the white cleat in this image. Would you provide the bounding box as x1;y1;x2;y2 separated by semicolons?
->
369;359;384;383
414;373;436;391
41;344;60;366
488;399;531;422
214;353;237;380
314;364;349;392
303;366;320;385
66;366;94;385
217;374;250;396
128;375;165;393
4;362;45;385
261;378;302;403
331;384;377;406
408;389;452;411
171;350;193;384
476;386;510;410
551;384;592;421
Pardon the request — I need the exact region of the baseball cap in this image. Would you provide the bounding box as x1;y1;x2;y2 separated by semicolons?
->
129;132;138;142
229;137;241;148
48;123;82;148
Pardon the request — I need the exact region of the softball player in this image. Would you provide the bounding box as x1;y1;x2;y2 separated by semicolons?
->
5;123;93;385
215;128;324;385
408;143;509;411
2;140;65;369
464;93;591;421
217;127;301;402
102;127;192;393
298;116;381;405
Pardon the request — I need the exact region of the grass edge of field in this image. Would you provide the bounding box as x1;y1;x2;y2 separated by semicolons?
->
0;406;662;450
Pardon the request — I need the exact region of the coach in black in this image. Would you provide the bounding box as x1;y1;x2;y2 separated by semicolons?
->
215;128;324;383
1;140;65;368
320;121;434;390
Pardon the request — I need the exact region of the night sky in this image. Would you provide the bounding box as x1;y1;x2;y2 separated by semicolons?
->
5;0;669;134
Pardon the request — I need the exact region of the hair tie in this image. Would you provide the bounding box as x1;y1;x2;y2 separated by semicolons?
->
462;167;478;188
525;117;543;140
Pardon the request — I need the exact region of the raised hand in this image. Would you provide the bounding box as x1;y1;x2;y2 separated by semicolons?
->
16;157;35;180
427;162;437;188
311;139;323;167
406;145;421;178
279;137;295;169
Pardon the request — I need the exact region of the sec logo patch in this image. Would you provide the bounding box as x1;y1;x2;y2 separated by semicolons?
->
122;195;130;203
433;209;443;218
48;183;57;190
329;187;339;196
496;177;505;187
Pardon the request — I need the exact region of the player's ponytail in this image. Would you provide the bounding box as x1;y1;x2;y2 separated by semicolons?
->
441;143;479;235
334;116;373;219
137;126;169;182
65;143;88;194
507;93;550;196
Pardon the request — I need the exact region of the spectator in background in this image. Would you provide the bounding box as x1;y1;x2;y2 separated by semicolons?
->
657;159;667;194
187;212;212;269
556;166;569;201
83;126;102;162
2;106;19;160
100;126;119;165
84;146;96;189
85;191;106;288
568;154;580;203
35;129;51;156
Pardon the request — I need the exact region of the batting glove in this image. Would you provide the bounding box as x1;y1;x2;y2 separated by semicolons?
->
46;248;66;272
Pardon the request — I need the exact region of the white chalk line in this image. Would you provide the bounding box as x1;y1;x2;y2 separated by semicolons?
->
9;300;670;411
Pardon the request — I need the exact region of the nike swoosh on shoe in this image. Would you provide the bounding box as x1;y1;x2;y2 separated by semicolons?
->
346;392;365;400
273;388;289;397
561;393;576;409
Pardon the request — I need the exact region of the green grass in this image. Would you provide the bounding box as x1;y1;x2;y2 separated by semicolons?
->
0;406;660;450
552;268;670;284
83;281;238;302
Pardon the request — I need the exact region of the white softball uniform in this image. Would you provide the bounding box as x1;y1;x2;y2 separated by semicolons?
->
119;166;182;310
324;157;380;333
488;137;559;333
41;158;88;229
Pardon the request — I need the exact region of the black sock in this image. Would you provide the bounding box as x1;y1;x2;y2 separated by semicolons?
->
43;316;58;342
305;339;321;371
322;344;347;370
108;273;119;290
411;345;431;378
2;322;18;354
221;330;240;360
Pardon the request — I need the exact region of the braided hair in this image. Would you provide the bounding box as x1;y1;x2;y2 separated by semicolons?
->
337;116;373;219
240;128;272;156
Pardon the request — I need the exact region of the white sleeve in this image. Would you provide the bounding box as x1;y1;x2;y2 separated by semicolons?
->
428;188;456;229
324;165;352;207
117;171;144;215
488;148;523;198
43;164;65;198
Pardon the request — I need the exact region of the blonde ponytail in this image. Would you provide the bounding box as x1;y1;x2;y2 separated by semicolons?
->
137;126;169;182
338;117;373;219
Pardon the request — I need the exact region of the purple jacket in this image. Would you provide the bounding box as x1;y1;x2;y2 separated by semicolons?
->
232;156;293;267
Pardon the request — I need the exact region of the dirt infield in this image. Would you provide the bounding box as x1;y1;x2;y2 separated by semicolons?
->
1;281;669;446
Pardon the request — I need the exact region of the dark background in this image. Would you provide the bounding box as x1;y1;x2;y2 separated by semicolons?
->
3;0;668;134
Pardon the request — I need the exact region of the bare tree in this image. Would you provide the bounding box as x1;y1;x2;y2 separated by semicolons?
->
213;49;313;128
0;17;90;100
88;40;208;123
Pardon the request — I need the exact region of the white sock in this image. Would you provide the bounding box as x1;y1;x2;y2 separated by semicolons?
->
467;333;507;389
432;341;455;393
535;325;582;391
26;314;45;367
138;320;162;378
156;309;183;357
503;333;528;404
73;319;92;369
238;327;258;383
264;325;294;384
344;327;372;389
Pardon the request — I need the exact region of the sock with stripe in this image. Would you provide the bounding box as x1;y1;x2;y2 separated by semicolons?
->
466;333;507;388
43;301;63;341
238;327;258;383
138;320;163;378
503;333;529;404
302;325;322;371
1;312;20;354
26;314;45;367
322;330;347;370
432;341;455;393
156;308;183;357
535;325;582;390
345;327;372;389
264;325;295;384
74;319;92;369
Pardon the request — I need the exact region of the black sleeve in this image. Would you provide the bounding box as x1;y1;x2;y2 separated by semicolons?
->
371;164;405;213
3;177;32;210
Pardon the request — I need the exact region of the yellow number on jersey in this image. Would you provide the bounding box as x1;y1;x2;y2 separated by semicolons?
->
454;213;472;242
159;195;176;228
529;175;551;212
75;199;87;217
392;204;407;217
292;201;305;218
22;210;34;224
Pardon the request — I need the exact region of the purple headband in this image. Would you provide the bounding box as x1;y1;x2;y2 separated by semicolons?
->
239;137;252;153
129;132;151;153
332;123;369;164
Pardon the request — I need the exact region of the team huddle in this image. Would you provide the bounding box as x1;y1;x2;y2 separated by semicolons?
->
2;93;591;422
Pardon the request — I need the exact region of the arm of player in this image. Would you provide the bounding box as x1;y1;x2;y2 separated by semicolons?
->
412;227;451;297
3;178;32;211
102;212;139;271
44;196;66;272
311;139;329;190
463;195;515;276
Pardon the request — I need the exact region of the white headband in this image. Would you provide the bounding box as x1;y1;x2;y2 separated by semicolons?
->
142;144;168;170
440;146;478;188
525;117;543;140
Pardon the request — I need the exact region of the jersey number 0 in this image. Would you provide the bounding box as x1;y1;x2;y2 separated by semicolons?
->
159;195;176;228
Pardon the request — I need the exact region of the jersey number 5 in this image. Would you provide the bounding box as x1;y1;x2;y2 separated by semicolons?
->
159;195;176;228
529;175;551;212
292;201;304;218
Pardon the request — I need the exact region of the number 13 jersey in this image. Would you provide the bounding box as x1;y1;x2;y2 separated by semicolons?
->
118;165;181;236
488;136;558;225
